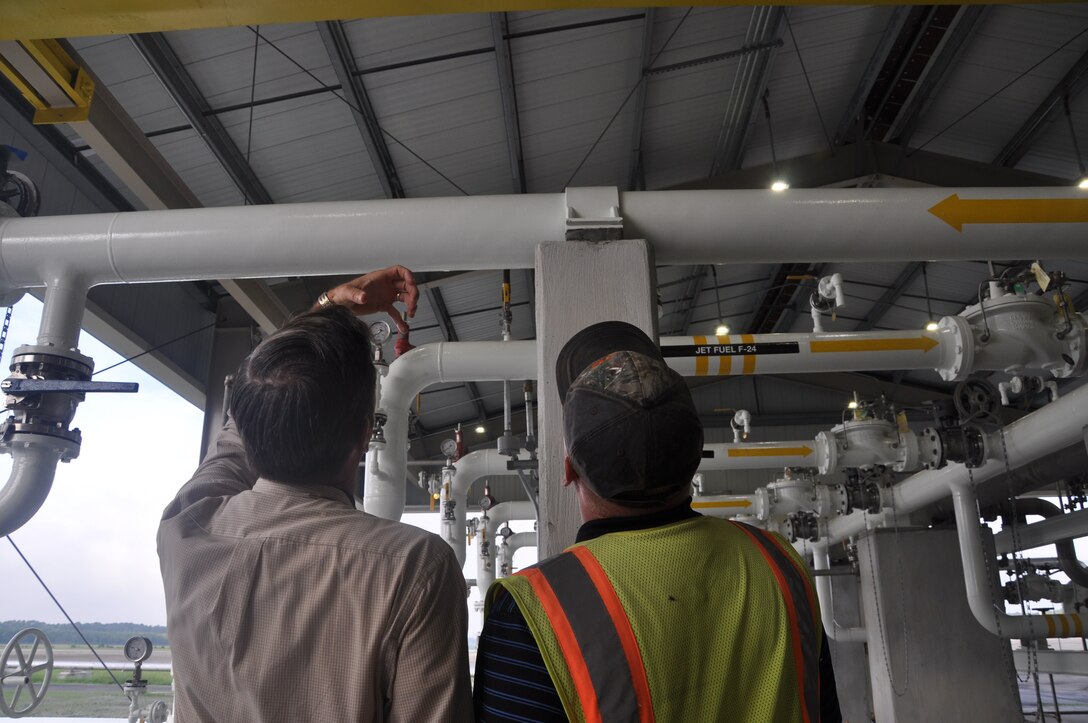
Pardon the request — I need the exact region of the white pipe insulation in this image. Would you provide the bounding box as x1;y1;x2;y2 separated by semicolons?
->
1;189;1085;292
700;441;823;472
441;449;520;567
497;531;537;579
812;546;868;643
993;507;1088;556
477;501;536;595
951;483;1088;639
363;342;536;519
826;383;1088;546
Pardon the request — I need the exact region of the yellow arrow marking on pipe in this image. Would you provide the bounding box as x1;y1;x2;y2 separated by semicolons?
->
692;500;752;509
928;195;1088;233
726;446;814;458
809;336;939;354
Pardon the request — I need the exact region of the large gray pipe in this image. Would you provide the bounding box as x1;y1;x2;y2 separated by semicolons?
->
921;443;1088;525
997;498;1088;589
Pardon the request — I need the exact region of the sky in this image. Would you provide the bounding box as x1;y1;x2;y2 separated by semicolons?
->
0;295;537;630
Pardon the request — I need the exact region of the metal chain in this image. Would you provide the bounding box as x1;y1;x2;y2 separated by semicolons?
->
861;508;909;697
998;426;1046;720
0;306;12;362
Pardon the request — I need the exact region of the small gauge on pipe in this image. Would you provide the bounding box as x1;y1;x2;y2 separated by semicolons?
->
369;321;391;344
124;636;153;664
441;439;458;458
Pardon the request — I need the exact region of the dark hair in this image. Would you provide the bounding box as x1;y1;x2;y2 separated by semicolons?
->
231;305;376;486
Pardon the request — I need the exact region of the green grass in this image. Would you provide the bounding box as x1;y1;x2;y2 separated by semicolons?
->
31;668;172;686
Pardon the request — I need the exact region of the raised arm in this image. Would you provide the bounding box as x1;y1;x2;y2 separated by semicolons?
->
161;416;257;520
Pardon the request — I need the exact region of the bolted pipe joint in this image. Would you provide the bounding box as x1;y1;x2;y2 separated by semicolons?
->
0;344;93;536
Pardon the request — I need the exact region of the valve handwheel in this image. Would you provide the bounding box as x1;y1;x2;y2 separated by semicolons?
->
0;627;53;717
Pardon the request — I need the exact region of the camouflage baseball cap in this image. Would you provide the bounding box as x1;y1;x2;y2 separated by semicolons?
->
559;322;703;506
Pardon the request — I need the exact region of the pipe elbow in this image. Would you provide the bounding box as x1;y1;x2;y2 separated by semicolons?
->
0;444;63;537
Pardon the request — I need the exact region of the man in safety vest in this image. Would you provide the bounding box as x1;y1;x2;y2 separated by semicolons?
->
474;320;841;722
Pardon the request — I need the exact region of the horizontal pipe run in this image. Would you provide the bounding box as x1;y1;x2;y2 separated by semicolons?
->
699;441;822;471
826;384;1088;545
1;188;1086;294
661;330;951;377
994;507;1088;555
691;495;762;519
952;483;1088;639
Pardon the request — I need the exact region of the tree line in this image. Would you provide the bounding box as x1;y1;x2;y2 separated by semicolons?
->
0;620;168;647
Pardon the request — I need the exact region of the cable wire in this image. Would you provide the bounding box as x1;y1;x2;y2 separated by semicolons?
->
563;8;694;187
245;25;470;196
784;12;834;156
5;536;131;700
93;321;218;377
243;25;261;205
911;25;1088;156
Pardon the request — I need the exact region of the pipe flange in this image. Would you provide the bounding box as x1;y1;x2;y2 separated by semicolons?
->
936;315;974;382
10;345;94;376
919;427;944;469
0;430;81;460
814;431;834;475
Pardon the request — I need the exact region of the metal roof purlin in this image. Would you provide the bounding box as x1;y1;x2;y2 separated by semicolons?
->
130;32;274;206
853;261;925;332
625;8;655;192
886;6;989;147
993;48;1088;169
317;21;404;199
833;6;912;146
709;6;785;176
490;12;526;194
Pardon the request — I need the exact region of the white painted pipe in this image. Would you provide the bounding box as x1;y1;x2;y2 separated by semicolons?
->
691;494;765;520
826;383;1088;545
660;329;954;377
363;342;536;520
0;189;1085;295
951;483;1088;639
812;546;867;643
442;449;519;567
699;441;822;471
0;443;64;537
994;508;1088;555
497;531;537;578
477;501;536;595
0;284;86;537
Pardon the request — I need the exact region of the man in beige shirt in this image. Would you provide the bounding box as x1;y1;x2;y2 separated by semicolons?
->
158;266;472;722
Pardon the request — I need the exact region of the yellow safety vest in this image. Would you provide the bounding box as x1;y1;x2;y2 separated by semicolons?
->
486;516;822;723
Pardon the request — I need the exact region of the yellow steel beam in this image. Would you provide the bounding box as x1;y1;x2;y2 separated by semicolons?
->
0;39;94;122
0;0;1058;42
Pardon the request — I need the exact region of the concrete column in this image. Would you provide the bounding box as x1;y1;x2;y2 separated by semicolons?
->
535;239;657;557
200;299;257;459
858;528;1019;722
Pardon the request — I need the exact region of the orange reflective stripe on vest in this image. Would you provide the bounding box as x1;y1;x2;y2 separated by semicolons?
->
518;548;654;723
732;522;820;723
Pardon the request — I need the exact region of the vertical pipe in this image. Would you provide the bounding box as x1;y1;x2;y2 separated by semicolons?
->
812;545;868;642
37;283;88;349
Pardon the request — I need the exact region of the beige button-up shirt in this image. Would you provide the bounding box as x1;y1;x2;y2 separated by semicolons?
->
158;421;472;722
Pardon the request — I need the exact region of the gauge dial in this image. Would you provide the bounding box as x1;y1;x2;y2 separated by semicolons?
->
124;636;153;663
369;321;391;344
440;439;458;458
479;494;494;511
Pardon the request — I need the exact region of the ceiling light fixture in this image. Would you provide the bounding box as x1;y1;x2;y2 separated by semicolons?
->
847;400;859;410
763;89;788;192
922;261;939;332
475;425;486;434
1078;177;1088;190
710;266;728;338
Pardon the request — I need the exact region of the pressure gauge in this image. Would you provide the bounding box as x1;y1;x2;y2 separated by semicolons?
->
369;321;391;344
479;493;495;511
440;439;458;458
124;636;153;664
